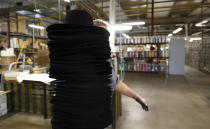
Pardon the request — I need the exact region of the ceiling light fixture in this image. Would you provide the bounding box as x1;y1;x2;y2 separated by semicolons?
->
28;24;45;30
168;33;172;37
108;24;133;31
201;20;208;24
191;37;202;40
192;32;202;36
34;9;41;12
64;0;71;2
189;37;202;42
172;27;183;34
94;19;133;31
195;20;208;27
123;22;145;26
122;33;131;39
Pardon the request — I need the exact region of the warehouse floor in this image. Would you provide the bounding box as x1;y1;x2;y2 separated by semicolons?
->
0;66;210;129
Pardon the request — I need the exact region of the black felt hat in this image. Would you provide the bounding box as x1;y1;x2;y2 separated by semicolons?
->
65;10;93;26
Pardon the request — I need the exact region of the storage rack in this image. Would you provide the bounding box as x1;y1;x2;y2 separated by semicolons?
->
185;38;210;73
115;36;169;73
200;38;210;73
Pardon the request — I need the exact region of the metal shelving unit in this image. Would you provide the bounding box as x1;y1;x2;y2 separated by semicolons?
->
115;36;169;73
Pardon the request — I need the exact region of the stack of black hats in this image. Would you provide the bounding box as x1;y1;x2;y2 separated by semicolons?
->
47;10;113;129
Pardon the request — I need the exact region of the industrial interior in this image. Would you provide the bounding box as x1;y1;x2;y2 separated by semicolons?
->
0;0;210;129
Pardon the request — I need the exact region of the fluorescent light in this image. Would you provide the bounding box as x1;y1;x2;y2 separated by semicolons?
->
131;6;138;9
122;33;131;39
28;24;45;30
192;32;202;36
34;9;41;12
94;19;133;31
191;37;202;40
189;37;202;42
64;0;71;2
196;23;204;27
201;20;208;24
108;24;133;31
35;14;43;18
141;5;147;7
168;33;172;37
196;20;208;27
173;27;183;34
123;22;145;26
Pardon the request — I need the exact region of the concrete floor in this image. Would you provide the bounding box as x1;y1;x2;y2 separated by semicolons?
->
116;66;210;129
0;66;210;129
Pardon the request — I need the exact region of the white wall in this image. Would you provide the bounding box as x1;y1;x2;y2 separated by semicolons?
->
169;38;185;75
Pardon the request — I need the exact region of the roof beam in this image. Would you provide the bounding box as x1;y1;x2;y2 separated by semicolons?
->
117;14;210;25
104;2;210;13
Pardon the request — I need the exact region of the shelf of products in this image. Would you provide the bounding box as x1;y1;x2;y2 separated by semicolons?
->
115;36;167;45
116;36;169;73
0;32;47;39
123;63;166;72
118;51;168;58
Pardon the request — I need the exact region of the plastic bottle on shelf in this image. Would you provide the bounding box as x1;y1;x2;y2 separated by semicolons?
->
117;37;120;45
127;52;130;57
138;51;141;58
145;64;148;72
162;36;166;43
148;36;150;43
166;48;169;57
123;37;126;44
155;64;158;71
145;51;148;57
152;36;154;43
135;51;138;58
126;38;129;44
128;38;131;44
137;63;139;71
159;36;162;43
136;37;139;44
142;37;145;44
135;37;138;44
140;37;142;44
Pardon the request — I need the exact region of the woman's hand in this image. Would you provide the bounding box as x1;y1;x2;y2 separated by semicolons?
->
134;96;149;111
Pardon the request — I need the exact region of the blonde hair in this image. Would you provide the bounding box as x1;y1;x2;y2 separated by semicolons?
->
93;19;108;28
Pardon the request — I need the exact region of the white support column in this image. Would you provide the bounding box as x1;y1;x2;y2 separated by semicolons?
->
185;24;189;43
109;0;116;53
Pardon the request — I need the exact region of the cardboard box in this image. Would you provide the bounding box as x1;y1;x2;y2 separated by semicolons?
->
10;21;17;33
18;38;32;48
0;56;16;65
0;22;8;32
18;15;26;34
40;21;46;37
9;12;18;33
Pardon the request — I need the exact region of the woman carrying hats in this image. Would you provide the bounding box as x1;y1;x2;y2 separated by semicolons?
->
47;10;148;129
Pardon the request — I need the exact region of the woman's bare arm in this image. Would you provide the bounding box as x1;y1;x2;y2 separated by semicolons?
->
115;81;149;111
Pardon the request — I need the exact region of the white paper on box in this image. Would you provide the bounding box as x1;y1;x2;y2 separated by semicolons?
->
1;48;15;56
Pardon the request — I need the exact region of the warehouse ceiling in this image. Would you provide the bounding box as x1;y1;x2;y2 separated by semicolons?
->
0;0;210;36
